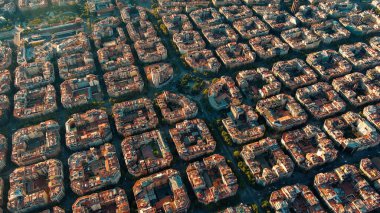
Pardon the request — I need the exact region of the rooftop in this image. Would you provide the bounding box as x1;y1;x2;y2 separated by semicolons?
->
256;94;307;131
323;111;380;152
112;97;158;137
8;159;65;212
14;84;57;119
281;125;338;170
241;138;294;186
169;118;216;161
73;188;130;213
296;82;347;119
104;65;144;98
122;129;172;177
65;109;112;151
133;169;190;212
314;164;380;213
186;154;238;204
156;91;198;124
68;143;121;195
222;104;265;144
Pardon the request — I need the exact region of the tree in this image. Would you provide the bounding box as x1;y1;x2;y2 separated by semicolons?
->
160;24;168;35
261;200;270;209
251;204;259;213
233;150;240;158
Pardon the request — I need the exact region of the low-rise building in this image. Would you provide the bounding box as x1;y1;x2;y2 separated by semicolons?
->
0;135;6;172
156;91;198;124
190;7;223;29
241;138;294;186
173;30;206;54
233;16;269;39
60;74;103;109
0;45;12;70
133;169;190;212
244;0;279;6
219;203;252;213
295;5;327;25
73;188;130;213
12;120;60;166
272;59;318;90
17;42;54;64
17;0;48;11
236;68;281;100
169;118;216;161
216;42;255;69
120;5;148;24
135;37;167;63
144;63;173;88
363;103;380;131
162;13;193;34
0;0;15;16
7;159;65;212
281;27;321;51
98;44;134;72
323;111;380;152
158;0;209;7
370;36;380;51
319;1;359;18
306;49;352;81
339;42;380;70
104;66;144;98
87;0;114;16
15;62;55;89
212;0;241;7
69;143;121;195
263;11;298;32
0;70;11;94
332;72;380;107
360;158;380;190
92;17;126;49
219;5;253;22
208;76;242;110
54;32;91;57
222;104;265;144
251;1;280;15
122;130;172;177
256;94;307;131
296;82;347;119
187;154;238;204
126;20;157;42
112;98;158;137
249;35;289;59
65;109;112;151
281;125;338;170
360;158;380;191
339;11;380;36
202;24;239;48
311;20;351;44
53;32;91;57
269;184;326;213
156;6;183;17
0;95;9;124
58;51;95;80
184;49;221;73
39;206;65;213
314;164;380;213
14;85;57;119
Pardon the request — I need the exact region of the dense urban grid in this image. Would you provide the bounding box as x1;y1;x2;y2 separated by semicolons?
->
0;0;379;212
